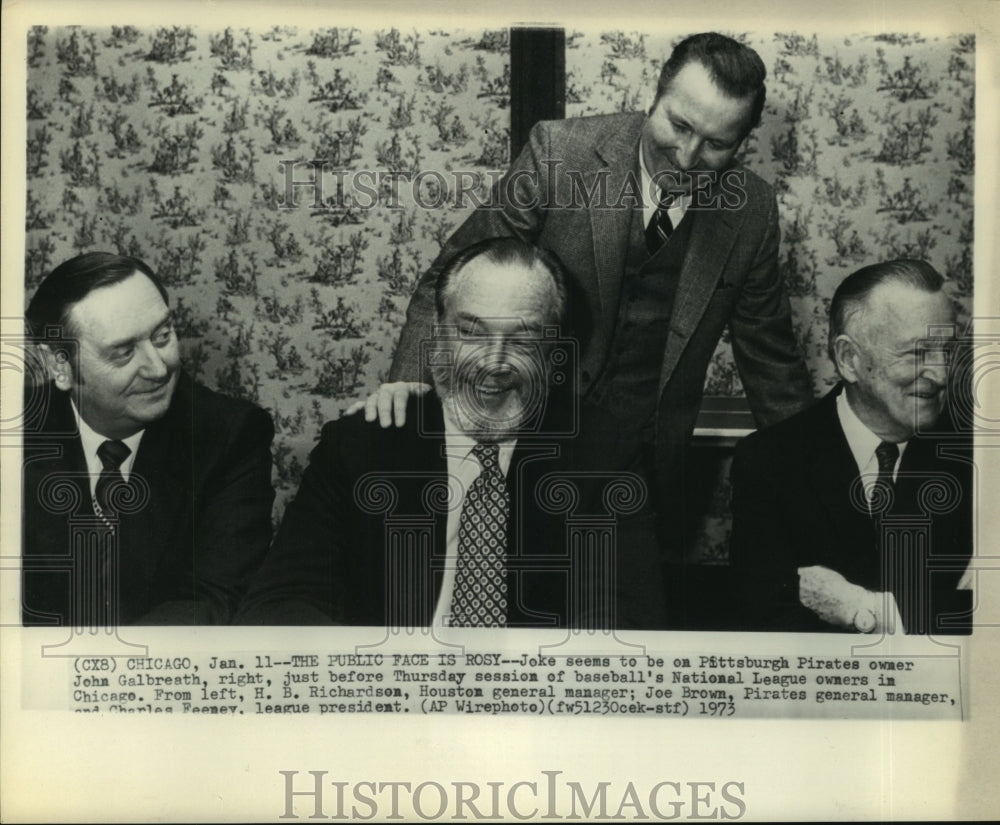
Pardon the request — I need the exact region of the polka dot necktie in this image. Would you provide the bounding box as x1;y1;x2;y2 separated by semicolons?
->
450;443;509;627
645;190;675;255
94;439;131;519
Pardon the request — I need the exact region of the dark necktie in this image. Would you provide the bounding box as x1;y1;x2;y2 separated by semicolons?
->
95;439;131;518
645;190;675;254
870;440;899;512
450;443;509;627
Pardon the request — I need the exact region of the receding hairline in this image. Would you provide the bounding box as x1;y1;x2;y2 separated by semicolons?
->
27;251;169;344
441;257;562;317
652;32;767;135
827;258;947;365
61;269;168;339
859;277;949;317
652;65;758;146
655;58;756;104
839;279;954;356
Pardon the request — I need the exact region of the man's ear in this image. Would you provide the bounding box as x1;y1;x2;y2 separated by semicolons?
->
38;343;73;391
832;335;861;384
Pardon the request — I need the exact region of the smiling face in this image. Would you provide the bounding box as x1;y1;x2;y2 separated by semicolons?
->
431;258;559;442
838;281;956;442
641;60;755;195
46;272;180;439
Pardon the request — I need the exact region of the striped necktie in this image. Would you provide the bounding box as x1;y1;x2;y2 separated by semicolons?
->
645;190;675;254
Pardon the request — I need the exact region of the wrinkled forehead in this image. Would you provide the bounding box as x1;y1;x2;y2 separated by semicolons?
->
656;61;756;125
444;259;560;321
856;284;956;348
65;272;168;342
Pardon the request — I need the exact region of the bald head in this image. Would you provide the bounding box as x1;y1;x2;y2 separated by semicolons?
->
435;238;567;329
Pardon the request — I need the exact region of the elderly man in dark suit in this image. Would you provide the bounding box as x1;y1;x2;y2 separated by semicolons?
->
362;32;813;554
238;238;666;628
22;252;275;626
730;260;973;634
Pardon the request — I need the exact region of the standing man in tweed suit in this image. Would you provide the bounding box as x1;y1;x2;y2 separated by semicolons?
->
370;33;813;558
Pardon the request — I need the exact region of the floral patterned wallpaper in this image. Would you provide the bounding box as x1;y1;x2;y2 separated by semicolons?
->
565;29;974;397
25;26;974;554
566;30;974;563
25;25;509;523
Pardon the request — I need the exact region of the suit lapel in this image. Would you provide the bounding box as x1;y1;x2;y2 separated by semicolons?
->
406;396;450;625
24;388;90;551
120;387;190;588
592;113;645;347
32;386;88;472
505;439;564;626
506;440;561;559
658;202;741;393
802;389;881;583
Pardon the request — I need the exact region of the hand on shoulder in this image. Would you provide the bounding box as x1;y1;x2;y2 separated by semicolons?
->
344;382;431;427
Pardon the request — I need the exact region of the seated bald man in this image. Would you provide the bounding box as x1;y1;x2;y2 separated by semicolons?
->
238;238;666;628
23;252;275;626
729;259;972;634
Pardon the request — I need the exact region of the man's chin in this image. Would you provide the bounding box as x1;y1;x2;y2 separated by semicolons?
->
446;398;530;441
462;413;528;441
917;403;946;430
913;390;946;409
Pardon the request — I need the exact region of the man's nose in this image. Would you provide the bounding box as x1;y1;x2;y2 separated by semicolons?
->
479;336;507;359
477;339;517;373
136;341;170;378
674;135;703;170
921;358;949;386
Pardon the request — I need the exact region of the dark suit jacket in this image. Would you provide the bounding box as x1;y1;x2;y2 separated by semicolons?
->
729;386;973;633
389;113;814;503
237;392;667;628
22;373;275;625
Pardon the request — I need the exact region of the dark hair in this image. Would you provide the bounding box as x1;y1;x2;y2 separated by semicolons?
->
655;32;767;135
25;252;167;340
434;237;570;328
828;258;945;362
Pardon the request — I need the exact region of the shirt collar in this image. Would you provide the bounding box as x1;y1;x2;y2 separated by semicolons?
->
638;143;691;220
441;401;516;473
71;399;145;477
835;388;907;474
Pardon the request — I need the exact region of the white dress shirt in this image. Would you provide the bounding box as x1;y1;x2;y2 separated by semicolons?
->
835;390;907;506
833;389;906;630
639;146;691;231
71;400;144;500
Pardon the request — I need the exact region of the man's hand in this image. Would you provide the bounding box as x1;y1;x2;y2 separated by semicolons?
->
344;382;431;427
797;565;900;633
